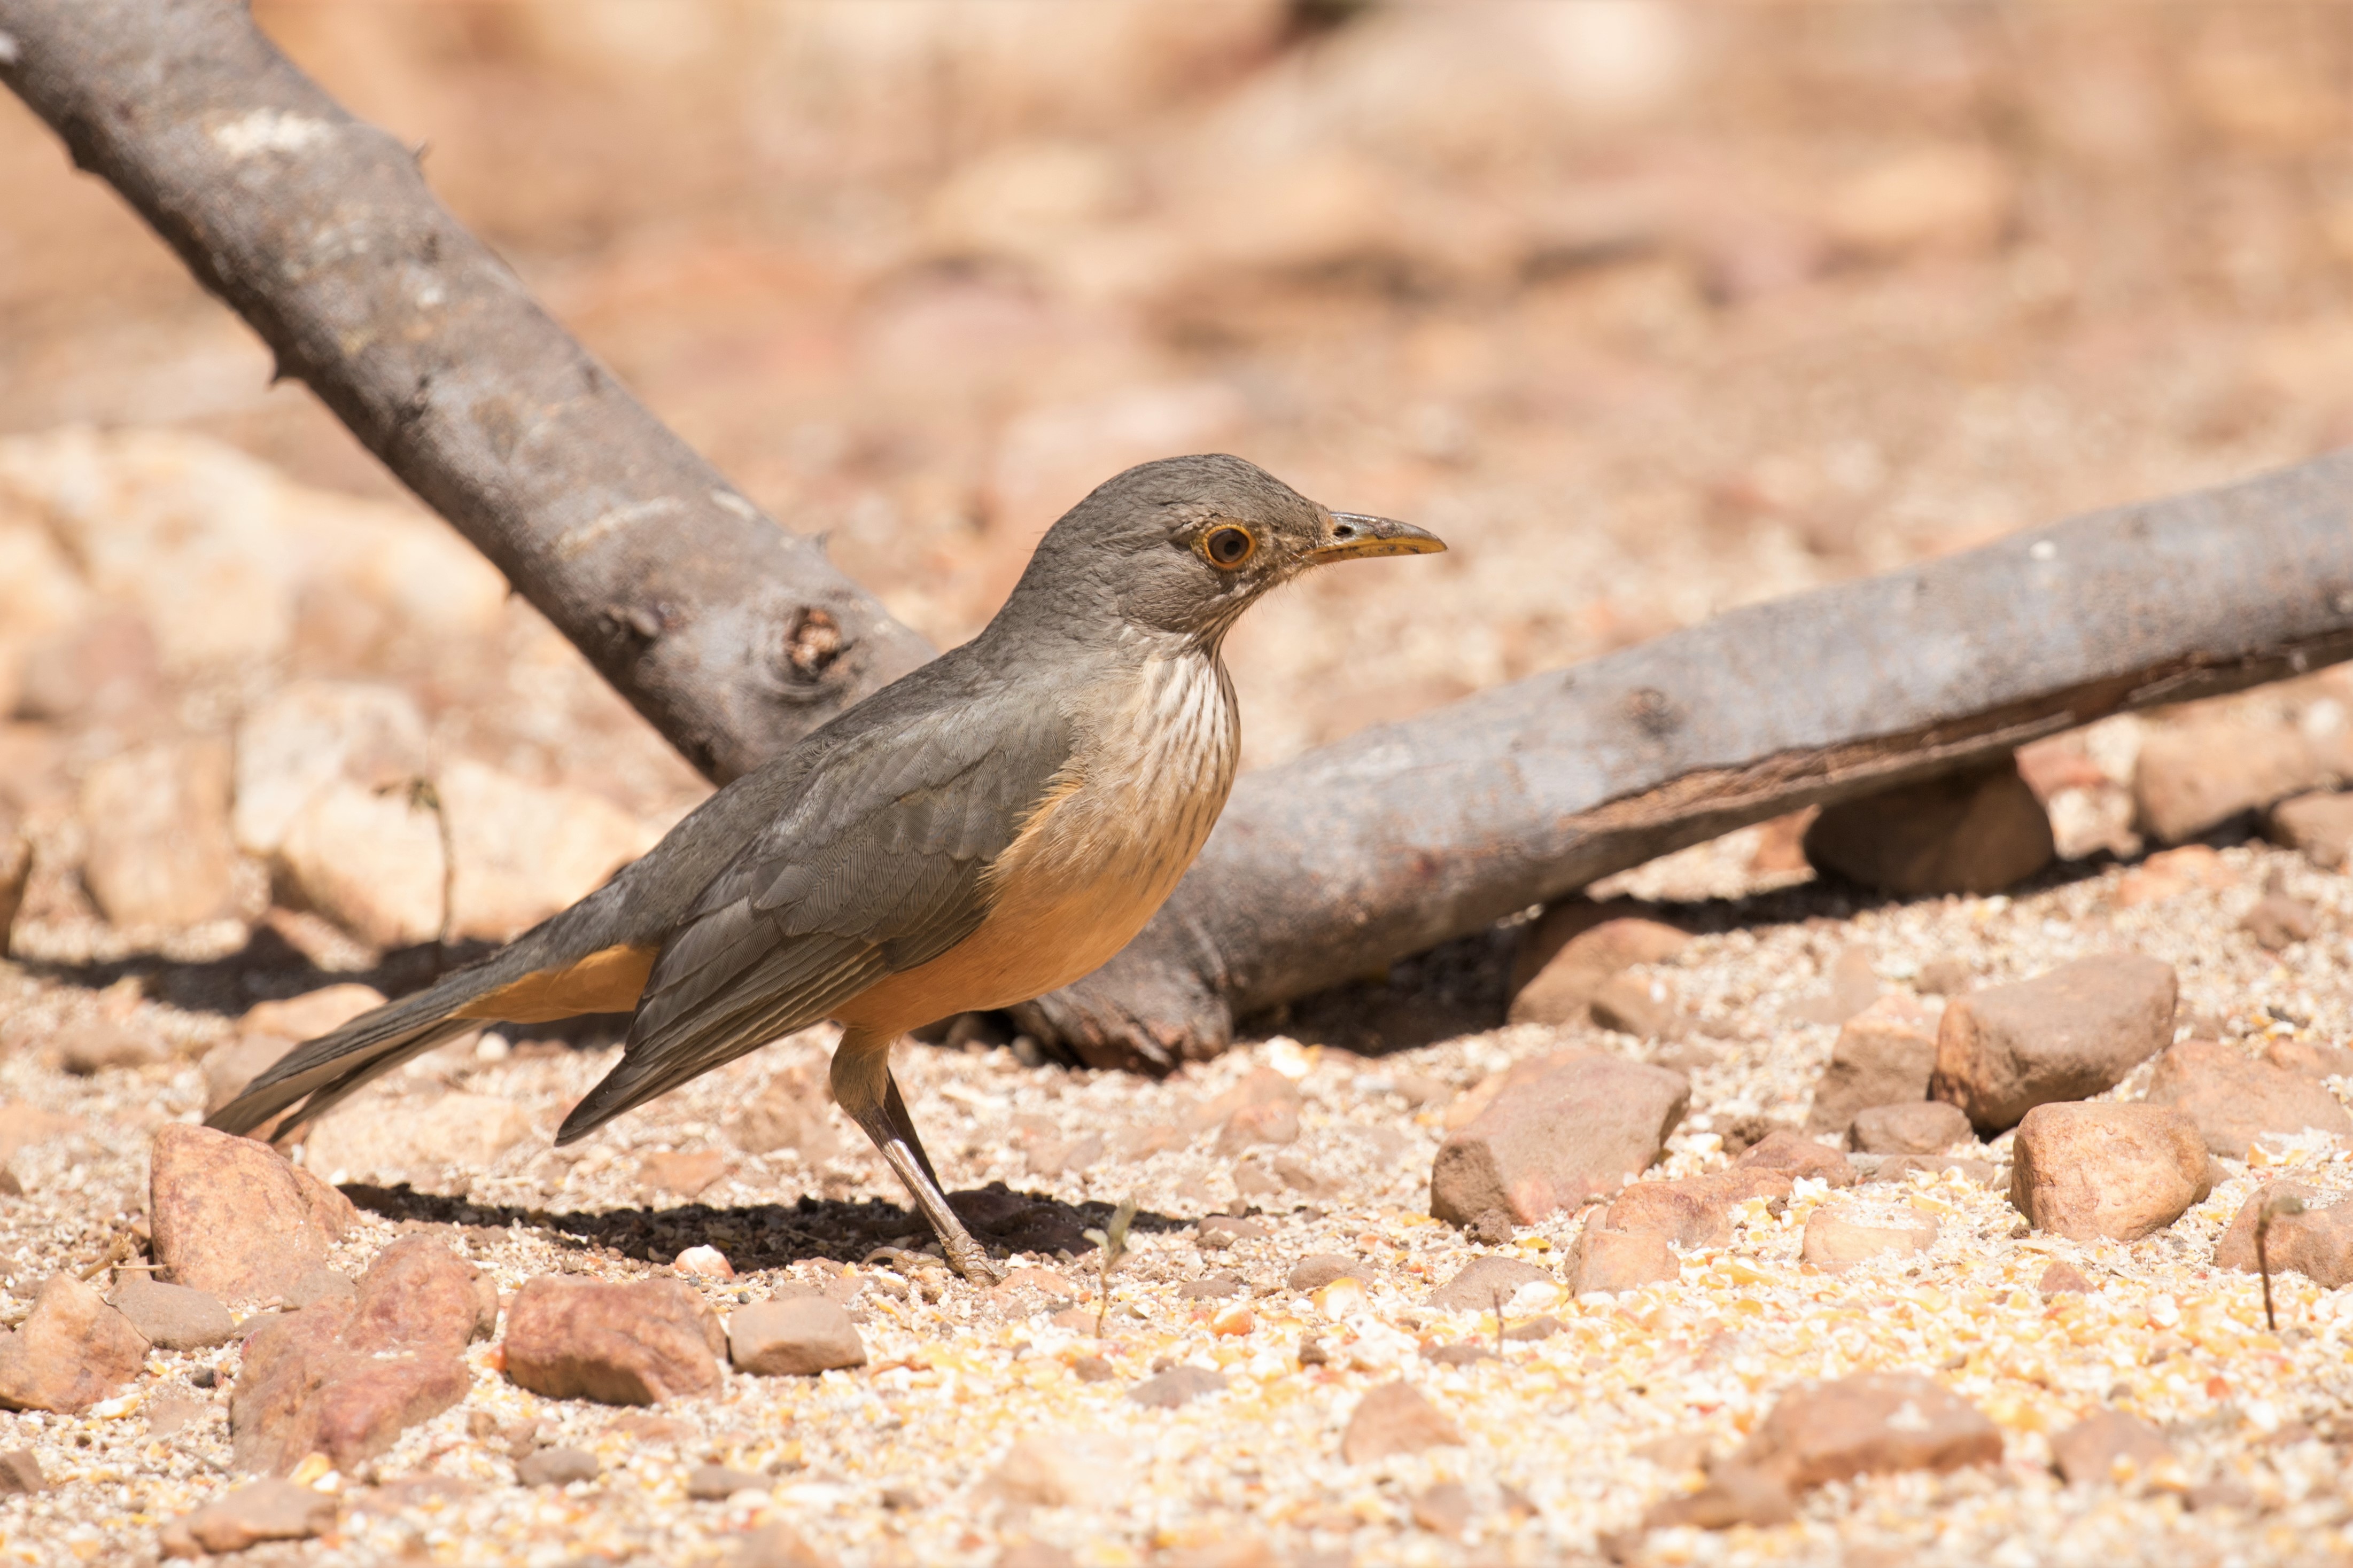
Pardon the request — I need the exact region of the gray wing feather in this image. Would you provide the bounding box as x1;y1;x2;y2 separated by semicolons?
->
556;698;1070;1142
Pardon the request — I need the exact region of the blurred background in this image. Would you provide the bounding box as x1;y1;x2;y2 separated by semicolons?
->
5;0;2353;978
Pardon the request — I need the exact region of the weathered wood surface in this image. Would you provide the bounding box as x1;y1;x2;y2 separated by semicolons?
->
1014;459;2353;1068
0;0;934;784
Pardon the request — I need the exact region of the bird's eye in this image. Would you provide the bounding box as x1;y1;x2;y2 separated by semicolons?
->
1200;526;1256;569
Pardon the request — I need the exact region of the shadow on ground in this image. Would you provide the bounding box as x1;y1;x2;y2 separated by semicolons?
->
336;1179;1183;1270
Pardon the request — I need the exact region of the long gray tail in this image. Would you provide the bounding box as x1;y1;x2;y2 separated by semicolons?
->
206;955;534;1137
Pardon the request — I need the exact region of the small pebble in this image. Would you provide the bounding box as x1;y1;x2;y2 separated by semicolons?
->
516;1448;601;1487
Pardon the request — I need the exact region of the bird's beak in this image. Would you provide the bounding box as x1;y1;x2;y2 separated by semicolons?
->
1310;512;1447;564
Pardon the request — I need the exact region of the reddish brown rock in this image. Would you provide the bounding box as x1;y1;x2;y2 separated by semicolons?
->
293;1165;361;1235
1735;1129;1855;1187
1930;955;2178;1133
1802;758;2054;897
1806;994;1940;1136
1641;1464;1797;1531
2038;1260;2093;1297
2269;790;2353;869
1566;1220;1679;1294
160;1479;337;1557
231;1237;498;1474
0;1274;149;1413
0;1449;44;1494
2266;1039;2353;1079
728;1297;866;1376
1849;1101;1973;1156
2050;1409;2171;1485
1286;1254;1356;1292
111;1276;236;1351
1128;1366;1228;1409
151;1124;353;1302
2010;1104;2213;1242
1195;1214;1269;1249
1589;971;1683;1041
1340;1381;1463;1463
1427;1254;1554;1311
516;1447;601;1486
2241;888;2321;951
1916;957;1976;996
503;1277;725;1405
2111;844;2237;908
1800;1206;1938;1273
1595;1168;1793;1251
2214;1181;2353;1288
1507;913;1690;1027
2134;717;2318;845
1735;1374;2001;1489
2142;1040;2352;1157
1428;1053;1688;1227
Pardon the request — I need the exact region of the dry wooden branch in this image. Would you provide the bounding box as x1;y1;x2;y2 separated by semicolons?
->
0;0;933;784
1014;458;2353;1068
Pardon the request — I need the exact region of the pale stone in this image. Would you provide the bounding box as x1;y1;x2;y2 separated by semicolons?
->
439;759;654;943
277;779;445;949
232;681;429;856
79;738;239;928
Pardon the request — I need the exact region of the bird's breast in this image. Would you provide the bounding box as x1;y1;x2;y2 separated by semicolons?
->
834;652;1238;1030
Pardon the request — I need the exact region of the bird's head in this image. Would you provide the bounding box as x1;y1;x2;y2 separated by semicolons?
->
1002;453;1445;646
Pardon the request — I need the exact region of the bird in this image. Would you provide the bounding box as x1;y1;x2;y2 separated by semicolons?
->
209;454;1443;1282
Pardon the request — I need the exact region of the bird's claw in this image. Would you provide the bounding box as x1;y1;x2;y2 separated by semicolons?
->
944;1239;1003;1287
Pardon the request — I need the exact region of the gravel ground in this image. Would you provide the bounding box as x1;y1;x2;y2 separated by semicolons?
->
2;834;2348;1567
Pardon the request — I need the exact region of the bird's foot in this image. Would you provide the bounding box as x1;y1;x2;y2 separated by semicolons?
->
860;1246;935;1273
941;1234;1004;1287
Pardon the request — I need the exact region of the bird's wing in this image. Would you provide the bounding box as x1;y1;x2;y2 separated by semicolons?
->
555;694;1073;1141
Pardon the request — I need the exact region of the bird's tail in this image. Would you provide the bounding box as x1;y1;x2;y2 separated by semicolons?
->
199;893;649;1142
205;927;592;1137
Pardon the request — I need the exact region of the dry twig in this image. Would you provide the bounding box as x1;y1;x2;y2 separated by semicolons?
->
2255;1191;2307;1333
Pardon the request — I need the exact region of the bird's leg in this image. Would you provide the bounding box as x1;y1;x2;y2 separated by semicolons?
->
830;1027;1001;1285
882;1070;942;1189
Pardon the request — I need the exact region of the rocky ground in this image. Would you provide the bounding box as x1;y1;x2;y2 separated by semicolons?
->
11;4;2353;1564
5;795;2353;1567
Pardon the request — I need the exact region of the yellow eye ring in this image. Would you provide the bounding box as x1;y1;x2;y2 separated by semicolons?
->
1199;525;1257;570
